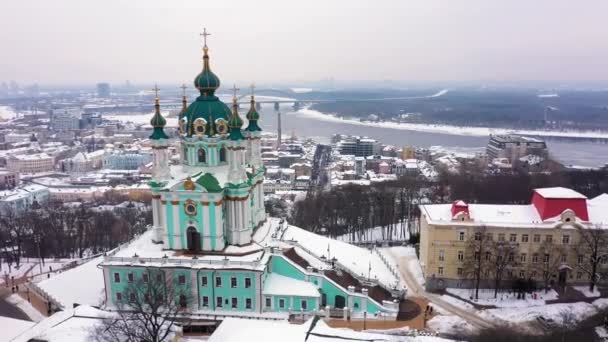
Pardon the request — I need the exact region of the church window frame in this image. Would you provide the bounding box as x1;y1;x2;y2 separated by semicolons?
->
113;272;120;283
142;273;149;283
301;300;307;310
245;277;252;288
202;276;208;287
246;297;252;309
265;297;271;308
219;146;227;163
116;292;122;302
279;298;285;309
215;276;222;287
216;296;223;308
178;274;186;285
127;272;134;283
231;276;237;288
202;296;209;308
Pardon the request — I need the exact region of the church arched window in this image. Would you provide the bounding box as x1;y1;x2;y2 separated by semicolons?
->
183;146;188;161
198;148;206;163
219;146;227;163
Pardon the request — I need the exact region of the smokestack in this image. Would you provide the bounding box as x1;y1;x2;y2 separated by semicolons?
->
277;111;282;149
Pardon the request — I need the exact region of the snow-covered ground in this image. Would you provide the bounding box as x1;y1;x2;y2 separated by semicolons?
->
0;105;17;120
1;259;79;284
386;246;425;287
478;301;603;325
573;285;601;298
297;107;608;140
427;314;474;336
446;288;559;308
336;225;410;243
37;256;105;308
6;293;45;322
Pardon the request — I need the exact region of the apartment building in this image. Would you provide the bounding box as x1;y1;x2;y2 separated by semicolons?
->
419;187;608;290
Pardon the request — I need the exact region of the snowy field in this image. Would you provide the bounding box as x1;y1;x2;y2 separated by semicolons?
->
477;301;603;325
573;285;601;298
427;315;474;336
446;288;559;308
336;225;410;244
297;107;608;140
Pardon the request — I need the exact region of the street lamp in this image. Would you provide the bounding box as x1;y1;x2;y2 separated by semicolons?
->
33;234;42;275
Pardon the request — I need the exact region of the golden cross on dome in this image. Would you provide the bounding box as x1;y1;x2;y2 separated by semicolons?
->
152;84;160;98
200;28;211;47
250;83;256;96
180;83;187;96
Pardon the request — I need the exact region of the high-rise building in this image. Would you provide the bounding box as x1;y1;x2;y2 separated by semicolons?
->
486;135;547;163
96;82;111;97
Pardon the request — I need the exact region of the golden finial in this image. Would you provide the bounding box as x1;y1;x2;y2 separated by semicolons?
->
250;83;255;100
152;84;160;107
180;83;187;97
200;28;211;59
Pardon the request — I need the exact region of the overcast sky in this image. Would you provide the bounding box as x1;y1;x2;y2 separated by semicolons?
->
1;0;608;86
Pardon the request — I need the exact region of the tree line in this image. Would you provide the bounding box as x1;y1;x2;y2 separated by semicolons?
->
291;174;426;243
0;199;151;271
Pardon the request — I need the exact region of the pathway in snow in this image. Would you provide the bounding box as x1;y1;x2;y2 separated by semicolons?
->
386;248;495;330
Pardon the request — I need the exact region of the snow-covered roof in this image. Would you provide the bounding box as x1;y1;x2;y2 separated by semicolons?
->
422;192;608;228
0;316;34;341
10;305;111;342
263;273;320;297
208;317;450;342
534;187;587;199
38;255;105;308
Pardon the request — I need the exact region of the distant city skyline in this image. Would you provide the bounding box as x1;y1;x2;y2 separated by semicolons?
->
1;0;608;85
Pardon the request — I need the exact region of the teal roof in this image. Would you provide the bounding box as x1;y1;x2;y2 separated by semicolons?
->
195;173;223;192
183;98;231;137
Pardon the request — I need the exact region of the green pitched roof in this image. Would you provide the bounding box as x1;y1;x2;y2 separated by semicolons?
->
195;173;223;192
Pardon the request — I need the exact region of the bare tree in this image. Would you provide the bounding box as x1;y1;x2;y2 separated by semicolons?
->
488;240;519;298
575;224;608;292
462;225;491;300
532;241;566;293
95;269;190;342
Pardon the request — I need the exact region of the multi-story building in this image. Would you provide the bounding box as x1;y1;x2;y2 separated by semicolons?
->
419;187;608;290
103;150;152;170
0;184;49;213
51;108;81;131
7;153;55;173
486;135;547;163
0;169;19;189
337;136;378;157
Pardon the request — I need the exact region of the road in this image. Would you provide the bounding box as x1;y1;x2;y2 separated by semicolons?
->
386;248;495;330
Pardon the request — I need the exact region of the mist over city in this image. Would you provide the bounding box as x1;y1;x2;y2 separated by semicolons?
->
0;1;607;342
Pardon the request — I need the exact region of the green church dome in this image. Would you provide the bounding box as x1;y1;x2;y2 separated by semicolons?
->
245;97;262;132
149;92;169;140
182;46;231;137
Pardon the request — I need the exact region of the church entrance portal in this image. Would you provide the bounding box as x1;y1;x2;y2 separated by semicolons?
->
186;226;200;252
